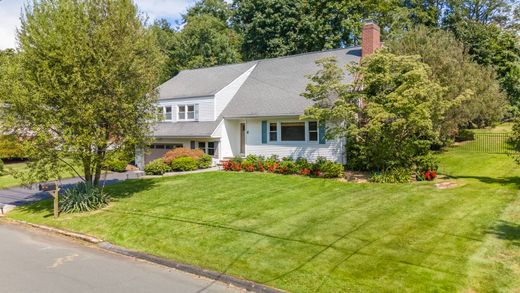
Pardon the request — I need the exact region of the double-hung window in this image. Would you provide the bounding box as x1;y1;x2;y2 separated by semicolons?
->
178;104;196;121
308;121;318;142
157;106;173;121
269;123;278;141
195;141;216;156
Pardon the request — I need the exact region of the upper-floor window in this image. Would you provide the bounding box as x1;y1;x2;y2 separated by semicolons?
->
157;105;173;121
178;104;196;121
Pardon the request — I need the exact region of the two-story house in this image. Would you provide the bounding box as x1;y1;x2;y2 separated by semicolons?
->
136;22;381;169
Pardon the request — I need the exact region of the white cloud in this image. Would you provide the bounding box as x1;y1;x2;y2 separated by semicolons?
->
0;0;195;50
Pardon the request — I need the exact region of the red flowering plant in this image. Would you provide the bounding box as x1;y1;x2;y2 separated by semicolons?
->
415;156;439;181
242;161;255;172
222;160;232;171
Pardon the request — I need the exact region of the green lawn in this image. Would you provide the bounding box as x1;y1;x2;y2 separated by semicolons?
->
0;161;83;189
0;162;30;189
7;131;520;292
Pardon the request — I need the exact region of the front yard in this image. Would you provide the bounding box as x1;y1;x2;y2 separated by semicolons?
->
6;133;520;292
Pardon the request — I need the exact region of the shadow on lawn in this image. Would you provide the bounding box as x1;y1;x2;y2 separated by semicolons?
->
487;220;520;246
447;175;520;188
12;179;160;218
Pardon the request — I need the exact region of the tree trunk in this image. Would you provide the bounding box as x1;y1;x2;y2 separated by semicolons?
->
53;181;59;218
83;158;93;185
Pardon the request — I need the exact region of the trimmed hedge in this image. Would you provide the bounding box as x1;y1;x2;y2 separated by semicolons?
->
144;159;171;175
171;157;198;171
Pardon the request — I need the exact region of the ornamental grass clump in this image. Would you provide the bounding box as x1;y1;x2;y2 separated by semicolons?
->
59;183;110;213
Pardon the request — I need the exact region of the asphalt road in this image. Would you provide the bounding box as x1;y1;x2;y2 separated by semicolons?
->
0;172;144;206
0;223;241;293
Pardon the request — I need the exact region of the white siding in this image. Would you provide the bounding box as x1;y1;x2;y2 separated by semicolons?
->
214;64;256;118
214;119;241;159
245;118;344;163
158;96;214;122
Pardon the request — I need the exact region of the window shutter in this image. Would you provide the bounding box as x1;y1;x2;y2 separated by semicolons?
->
190;141;195;149
194;104;199;120
261;121;267;144
319;122;326;144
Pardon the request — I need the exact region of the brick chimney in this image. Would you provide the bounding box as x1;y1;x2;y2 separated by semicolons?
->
361;21;381;58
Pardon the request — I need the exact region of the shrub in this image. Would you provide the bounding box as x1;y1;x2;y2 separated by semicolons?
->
242;161;255;172
370;168;412;183
59;183;111;213
104;158;128;173
455;129;475;142
171;157;198;171
276;161;299;174
415;155;439;181
230;156;243;164
144;159;171;175
245;154;263;163
0;159;4;176
319;161;344;178
0;135;26;160
281;156;294;162
197;154;213;169
163;148;204;164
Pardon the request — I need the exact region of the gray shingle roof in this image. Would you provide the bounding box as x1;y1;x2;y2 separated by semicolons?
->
221;47;361;117
153;47;361;137
158;62;257;100
153;119;221;138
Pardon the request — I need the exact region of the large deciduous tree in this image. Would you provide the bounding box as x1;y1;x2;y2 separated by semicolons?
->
0;0;163;186
302;53;446;171
450;20;520;106
151;0;241;79
386;26;506;142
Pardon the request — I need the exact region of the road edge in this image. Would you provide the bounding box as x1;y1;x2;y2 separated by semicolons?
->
4;219;284;293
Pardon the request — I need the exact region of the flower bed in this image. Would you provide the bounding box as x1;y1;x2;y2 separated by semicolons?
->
222;155;344;178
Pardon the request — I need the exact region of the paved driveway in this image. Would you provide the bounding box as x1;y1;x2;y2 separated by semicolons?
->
0;223;239;293
0;172;144;206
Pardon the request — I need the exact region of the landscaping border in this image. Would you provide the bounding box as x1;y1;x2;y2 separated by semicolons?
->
4;219;284;293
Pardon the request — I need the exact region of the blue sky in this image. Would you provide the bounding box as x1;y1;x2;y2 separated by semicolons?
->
0;0;198;49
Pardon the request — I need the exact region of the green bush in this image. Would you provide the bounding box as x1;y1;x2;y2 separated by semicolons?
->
230;156;243;164
295;157;311;170
104;158;128;172
144;159;171;175
171;157;198;171
319;161;344;178
370;168;411;183
277;160;299;174
197;154;213;169
59;183;111;213
455;129;475;142
0;159;4;176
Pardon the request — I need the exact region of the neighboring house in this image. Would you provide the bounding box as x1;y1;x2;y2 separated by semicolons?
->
136;22;381;169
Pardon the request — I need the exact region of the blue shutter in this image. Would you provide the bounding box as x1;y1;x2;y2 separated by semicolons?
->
190;141;195;149
261;121;267;144
319;122;326;144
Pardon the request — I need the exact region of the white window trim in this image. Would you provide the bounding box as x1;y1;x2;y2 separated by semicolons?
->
267;120;320;144
178;104;197;122
158;105;174;122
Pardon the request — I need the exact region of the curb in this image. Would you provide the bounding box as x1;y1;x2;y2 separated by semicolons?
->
8;219;103;243
6;220;284;293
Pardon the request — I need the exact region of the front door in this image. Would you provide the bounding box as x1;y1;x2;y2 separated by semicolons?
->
240;123;246;155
